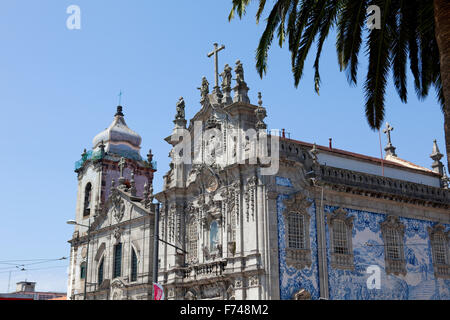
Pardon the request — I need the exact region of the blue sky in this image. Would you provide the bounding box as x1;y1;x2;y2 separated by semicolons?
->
0;1;445;292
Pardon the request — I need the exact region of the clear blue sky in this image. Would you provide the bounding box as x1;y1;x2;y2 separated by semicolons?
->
0;1;445;292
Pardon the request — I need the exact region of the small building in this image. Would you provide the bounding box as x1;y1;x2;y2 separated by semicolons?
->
0;282;66;300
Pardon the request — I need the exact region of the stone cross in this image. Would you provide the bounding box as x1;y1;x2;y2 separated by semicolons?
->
207;43;225;88
118;157;126;178
383;122;394;145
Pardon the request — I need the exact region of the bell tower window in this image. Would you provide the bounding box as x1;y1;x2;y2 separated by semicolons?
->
83;183;92;217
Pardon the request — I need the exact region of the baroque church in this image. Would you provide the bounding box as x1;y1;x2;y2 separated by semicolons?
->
67;47;450;300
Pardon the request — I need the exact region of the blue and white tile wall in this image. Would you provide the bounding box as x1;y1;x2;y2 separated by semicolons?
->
276;177;320;300
275;175;449;300
324;206;450;300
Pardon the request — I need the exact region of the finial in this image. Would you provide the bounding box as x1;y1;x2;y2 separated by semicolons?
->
255;92;267;130
130;172;136;196
99;140;106;157
81;148;87;158
147;149;153;163
207;43;225;89
118;157;126;185
383;122;397;157
115;105;124;117
430;140;445;176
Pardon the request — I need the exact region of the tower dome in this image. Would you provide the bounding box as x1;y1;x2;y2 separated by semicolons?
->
92;106;142;160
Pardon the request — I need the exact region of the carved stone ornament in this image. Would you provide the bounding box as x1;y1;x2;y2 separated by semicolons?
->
185;290;197;300
110;278;126;300
111;189;125;222
283;192;311;215
293;289;311;300
113;227;122;244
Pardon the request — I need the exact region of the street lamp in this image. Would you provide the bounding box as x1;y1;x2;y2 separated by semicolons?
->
67;219;91;300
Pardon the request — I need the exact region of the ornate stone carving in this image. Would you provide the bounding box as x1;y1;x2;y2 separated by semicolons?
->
110;188;125;222
293;289;311;300
113;227;122;244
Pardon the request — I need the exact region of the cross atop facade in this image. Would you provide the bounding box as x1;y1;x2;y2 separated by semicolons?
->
118;157;126;178
383;122;394;145
207;43;225;88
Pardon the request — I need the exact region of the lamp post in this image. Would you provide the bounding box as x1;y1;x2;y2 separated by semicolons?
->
67;219;91;300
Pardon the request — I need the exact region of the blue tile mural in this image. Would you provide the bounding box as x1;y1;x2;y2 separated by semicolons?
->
324;206;450;300
277;200;450;300
277;194;320;300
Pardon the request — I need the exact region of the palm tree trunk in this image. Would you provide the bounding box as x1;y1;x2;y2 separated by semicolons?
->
434;0;450;174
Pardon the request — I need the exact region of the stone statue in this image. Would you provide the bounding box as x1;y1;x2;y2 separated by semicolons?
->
220;64;232;91
235;60;245;85
197;77;209;102
175;97;185;120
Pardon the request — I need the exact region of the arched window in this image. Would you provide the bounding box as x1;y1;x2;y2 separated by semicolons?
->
80;262;86;279
113;243;122;278
130;248;138;282
98;258;104;285
83;183;92;217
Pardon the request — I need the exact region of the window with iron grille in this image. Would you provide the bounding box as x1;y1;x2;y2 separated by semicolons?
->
433;234;448;265
333;220;349;254
113;243;122;278
131;249;137;282
98;258;104;285
288;213;305;249
381;216;406;276
429;225;450;279
385;227;402;260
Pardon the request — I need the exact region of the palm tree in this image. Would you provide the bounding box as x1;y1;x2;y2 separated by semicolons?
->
229;0;450;172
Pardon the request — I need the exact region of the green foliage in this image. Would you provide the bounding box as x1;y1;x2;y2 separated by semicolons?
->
229;0;443;130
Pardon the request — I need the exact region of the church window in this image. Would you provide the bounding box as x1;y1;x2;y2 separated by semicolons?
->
381;216;406;276
210;221;219;252
80;262;86;279
98;258;104;285
187;220;198;264
288;213;306;249
113;243;122;278
428;224;450;278
131;248;138;282
283;193;312;269
328;208;354;270
83;183;92;217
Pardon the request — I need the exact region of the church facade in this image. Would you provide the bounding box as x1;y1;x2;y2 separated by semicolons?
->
68;50;450;300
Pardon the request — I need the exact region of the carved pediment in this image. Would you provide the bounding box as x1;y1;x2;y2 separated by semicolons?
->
283;192;311;216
